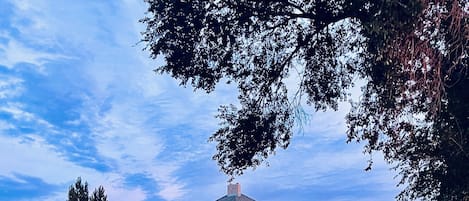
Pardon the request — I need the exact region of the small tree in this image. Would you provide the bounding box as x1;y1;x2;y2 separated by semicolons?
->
90;186;108;201
67;177;108;201
68;177;89;201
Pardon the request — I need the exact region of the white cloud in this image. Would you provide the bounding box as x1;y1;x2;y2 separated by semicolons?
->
0;75;23;99
83;94;189;200
2;0;189;200
0;38;70;73
1;0;401;200
0;103;55;129
156;179;186;201
0;134;95;184
105;186;147;201
230;139;399;200
0;133;148;201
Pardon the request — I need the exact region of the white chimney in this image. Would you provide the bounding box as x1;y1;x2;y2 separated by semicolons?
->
227;183;241;196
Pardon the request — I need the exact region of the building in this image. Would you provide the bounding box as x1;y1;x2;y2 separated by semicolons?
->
216;183;255;201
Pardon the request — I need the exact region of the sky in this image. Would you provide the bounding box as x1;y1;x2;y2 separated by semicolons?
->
0;1;401;201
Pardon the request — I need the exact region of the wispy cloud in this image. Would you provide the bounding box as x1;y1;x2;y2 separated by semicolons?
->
82;95;188;200
0;75;23;99
0;0;401;200
1;1;188;200
0;134;97;184
0;37;70;73
0;102;54;129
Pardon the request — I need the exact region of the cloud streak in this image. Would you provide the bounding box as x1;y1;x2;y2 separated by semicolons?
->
0;0;401;201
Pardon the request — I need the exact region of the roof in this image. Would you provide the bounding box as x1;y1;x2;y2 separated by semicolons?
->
216;194;255;201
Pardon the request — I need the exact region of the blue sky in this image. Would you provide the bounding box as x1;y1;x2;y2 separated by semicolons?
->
0;1;401;201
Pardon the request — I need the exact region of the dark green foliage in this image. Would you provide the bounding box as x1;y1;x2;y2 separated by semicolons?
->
90;186;108;201
141;0;468;200
68;177;89;201
67;177;108;201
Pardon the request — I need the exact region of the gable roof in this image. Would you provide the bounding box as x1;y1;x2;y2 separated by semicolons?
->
216;194;255;201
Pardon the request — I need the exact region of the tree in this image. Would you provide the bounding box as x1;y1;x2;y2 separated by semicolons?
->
68;177;89;201
140;0;468;200
68;177;108;201
90;186;108;201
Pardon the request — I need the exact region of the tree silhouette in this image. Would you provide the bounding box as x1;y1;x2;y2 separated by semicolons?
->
67;177;108;201
141;0;468;200
90;186;108;201
67;177;89;201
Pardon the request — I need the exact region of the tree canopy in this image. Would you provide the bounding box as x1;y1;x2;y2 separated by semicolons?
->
141;0;468;200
